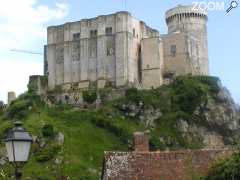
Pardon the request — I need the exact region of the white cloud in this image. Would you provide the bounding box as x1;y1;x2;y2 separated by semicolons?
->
0;0;68;50
0;59;43;102
0;0;69;103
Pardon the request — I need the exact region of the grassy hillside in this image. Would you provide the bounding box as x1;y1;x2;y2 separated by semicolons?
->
0;75;225;179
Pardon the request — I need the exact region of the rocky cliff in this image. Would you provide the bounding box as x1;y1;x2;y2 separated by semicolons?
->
114;76;240;149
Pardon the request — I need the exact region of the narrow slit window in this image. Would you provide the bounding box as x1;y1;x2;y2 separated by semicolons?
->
170;45;177;57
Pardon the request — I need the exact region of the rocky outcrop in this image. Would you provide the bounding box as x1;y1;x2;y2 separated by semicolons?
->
120;102;162;128
119;84;240;148
177;87;240;148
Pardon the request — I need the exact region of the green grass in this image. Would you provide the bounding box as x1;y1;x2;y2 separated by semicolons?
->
0;106;130;179
0;75;222;179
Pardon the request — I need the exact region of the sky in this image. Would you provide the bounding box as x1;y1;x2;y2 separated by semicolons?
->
0;0;239;104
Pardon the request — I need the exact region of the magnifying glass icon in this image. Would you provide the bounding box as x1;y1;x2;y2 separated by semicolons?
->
226;1;238;13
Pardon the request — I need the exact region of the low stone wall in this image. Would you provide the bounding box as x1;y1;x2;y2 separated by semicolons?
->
102;149;233;180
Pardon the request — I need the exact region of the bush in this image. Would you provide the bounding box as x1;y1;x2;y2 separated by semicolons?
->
42;124;55;138
6;99;31;119
125;88;142;103
91;116;131;143
82;90;97;104
171;76;207;115
35;144;61;162
204;153;240;180
149;135;166;151
6;93;44;119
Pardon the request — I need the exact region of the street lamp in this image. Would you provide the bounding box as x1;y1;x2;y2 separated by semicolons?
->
4;121;33;180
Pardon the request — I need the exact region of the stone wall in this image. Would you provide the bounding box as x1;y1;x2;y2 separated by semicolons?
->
7;91;16;105
46;12;158;90
162;32;191;75
102;132;233;180
28;75;48;95
141;37;164;89
102;149;233;180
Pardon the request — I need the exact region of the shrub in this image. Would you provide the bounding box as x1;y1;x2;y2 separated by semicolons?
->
42;124;55;138
35;144;61;162
149;135;166;151
91;116;131;143
6;99;31;119
82;90;97;104
6;93;44;119
125;88;142;103
171;76;207;115
204;153;240;180
193;76;221;94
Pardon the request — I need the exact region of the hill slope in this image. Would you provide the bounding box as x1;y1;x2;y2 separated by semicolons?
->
0;75;239;179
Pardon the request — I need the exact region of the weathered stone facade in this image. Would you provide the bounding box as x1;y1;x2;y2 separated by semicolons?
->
45;5;209;90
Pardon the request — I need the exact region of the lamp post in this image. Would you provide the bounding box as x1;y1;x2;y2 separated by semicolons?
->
4;121;33;180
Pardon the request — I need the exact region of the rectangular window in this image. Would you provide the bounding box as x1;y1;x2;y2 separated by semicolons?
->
73;33;80;41
105;27;112;35
90;30;98;38
106;38;115;56
170;45;177;57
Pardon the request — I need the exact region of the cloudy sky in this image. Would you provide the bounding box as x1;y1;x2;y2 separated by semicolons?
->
0;0;239;104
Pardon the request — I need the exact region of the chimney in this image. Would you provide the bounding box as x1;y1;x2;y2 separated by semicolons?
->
133;131;149;152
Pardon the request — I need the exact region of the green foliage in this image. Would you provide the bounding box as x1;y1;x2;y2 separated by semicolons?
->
204;153;240;180
171;76;207;114
35;144;61;162
193;76;220;94
42;124;55;138
6;93;44;119
170;76;221;115
125;88;142;103
82;90;97;104
0;75;225;179
149;135;166;151
91;115;131;144
6;98;30;119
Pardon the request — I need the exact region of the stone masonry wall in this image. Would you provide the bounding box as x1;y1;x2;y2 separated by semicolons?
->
102;149;233;180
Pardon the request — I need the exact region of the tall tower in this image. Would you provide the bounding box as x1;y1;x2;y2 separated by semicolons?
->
165;5;209;75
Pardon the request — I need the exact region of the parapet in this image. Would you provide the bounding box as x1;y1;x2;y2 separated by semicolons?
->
165;5;208;23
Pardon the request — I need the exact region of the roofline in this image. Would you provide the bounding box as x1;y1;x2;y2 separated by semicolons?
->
48;11;132;29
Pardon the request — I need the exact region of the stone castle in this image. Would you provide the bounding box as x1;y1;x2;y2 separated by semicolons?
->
44;5;209;91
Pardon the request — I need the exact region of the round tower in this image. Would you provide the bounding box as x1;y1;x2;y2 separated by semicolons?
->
165;5;209;75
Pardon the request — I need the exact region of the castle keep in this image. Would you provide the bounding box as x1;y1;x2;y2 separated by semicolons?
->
45;5;209;90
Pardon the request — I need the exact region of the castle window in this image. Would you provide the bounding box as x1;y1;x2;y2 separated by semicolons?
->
90;30;98;38
133;28;136;37
73;33;80;41
170;45;177;57
105;27;113;35
106;38;115;56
